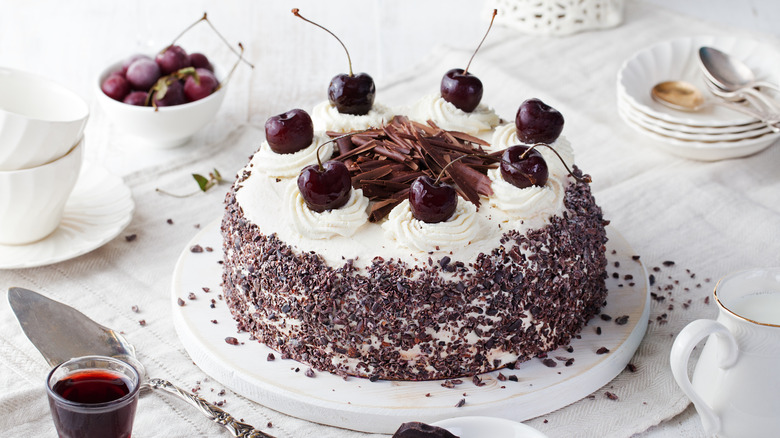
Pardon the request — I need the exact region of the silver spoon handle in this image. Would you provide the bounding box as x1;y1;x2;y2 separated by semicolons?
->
753;80;780;93
739;87;780;115
710;100;780;132
148;378;274;438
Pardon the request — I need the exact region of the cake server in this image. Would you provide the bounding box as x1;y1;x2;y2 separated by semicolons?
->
7;287;273;438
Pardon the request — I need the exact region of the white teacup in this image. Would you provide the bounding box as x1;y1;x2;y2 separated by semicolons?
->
0;67;89;171
670;267;780;438
0;137;83;245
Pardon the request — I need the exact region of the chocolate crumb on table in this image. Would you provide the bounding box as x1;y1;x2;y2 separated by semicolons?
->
177;298;185;306
455;398;466;408
596;346;610;354
605;391;619;401
124;234;137;242
225;337;239;345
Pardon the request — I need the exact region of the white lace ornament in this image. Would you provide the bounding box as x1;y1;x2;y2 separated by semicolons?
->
486;0;624;36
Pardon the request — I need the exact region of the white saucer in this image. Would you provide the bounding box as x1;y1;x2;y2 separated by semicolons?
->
618;106;779;161
0;162;134;269
617;36;780;127
431;416;548;438
171;221;649;434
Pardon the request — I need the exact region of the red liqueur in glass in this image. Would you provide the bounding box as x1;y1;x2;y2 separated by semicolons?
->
47;356;140;438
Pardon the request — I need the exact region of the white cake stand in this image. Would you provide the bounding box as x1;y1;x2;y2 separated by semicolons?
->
171;220;649;433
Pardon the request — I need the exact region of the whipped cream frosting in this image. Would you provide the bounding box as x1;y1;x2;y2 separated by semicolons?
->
487;167;566;223
490;123;575;180
312;101;394;132
288;184;369;239
409;93;500;135
381;199;483;253
252;134;334;179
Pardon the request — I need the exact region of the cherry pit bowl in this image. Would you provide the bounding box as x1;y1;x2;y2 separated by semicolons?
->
95;60;227;149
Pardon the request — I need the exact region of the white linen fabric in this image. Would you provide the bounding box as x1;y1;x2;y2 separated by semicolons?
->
1;1;779;437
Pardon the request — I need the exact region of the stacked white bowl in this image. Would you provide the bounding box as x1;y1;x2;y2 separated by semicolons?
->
0;67;89;245
616;36;780;161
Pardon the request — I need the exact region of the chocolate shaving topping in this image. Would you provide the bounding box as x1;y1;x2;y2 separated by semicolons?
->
330;116;496;222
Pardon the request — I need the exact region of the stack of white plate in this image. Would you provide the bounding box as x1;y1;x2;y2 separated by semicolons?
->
616;36;780;161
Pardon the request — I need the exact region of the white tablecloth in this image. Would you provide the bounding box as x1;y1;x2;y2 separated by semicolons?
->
1;1;779;437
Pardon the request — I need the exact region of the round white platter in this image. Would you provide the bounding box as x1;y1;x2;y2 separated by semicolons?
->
0;161;135;269
171;221;649;434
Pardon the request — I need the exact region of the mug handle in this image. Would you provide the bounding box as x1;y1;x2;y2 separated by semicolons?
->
670;319;739;437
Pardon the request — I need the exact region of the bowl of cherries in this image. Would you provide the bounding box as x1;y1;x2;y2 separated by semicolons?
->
96;14;249;148
97;45;227;148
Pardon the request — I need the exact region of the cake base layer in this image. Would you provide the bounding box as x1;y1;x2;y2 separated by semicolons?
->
221;174;608;381
173;221;647;433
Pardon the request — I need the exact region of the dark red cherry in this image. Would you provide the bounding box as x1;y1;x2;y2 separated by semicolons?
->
156;45;191;75
126;58;161;91
189;53;214;72
440;68;483;113
101;73;131;101
392;422;459;438
328;73;375;115
123;91;148;106
409;176;458;224
292;9;375;115
183;68;219;102
121;54;152;75
152;78;186;107
500;145;549;189
265;109;314;154
515;98;564;144
297;160;352;212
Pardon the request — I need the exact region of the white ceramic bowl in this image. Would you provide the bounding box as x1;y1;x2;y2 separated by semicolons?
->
96;60;227;148
0;67;89;171
431;416;548;438
0;137;83;245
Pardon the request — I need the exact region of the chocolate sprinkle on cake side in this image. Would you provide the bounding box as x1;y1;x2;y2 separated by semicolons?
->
221;168;608;381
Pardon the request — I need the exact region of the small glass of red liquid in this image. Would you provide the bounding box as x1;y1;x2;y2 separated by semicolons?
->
46;356;141;438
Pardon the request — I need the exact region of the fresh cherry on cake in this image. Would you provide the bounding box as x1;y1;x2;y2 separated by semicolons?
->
440;68;483;113
500;145;549;189
297;160;352;212
515;98;564;144
265;109;314;155
293;8;375;115
439;9;497;113
328;72;375;115
409;176;458;224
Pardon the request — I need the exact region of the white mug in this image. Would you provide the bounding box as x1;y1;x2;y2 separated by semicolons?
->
670;267;780;438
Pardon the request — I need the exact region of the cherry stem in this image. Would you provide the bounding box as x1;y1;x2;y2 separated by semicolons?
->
314;129;371;170
464;9;497;75
434;154;471;185
292;8;354;77
520;143;592;184
167;12;255;69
